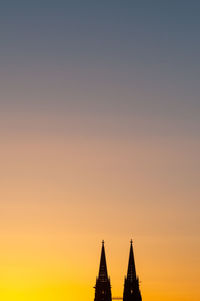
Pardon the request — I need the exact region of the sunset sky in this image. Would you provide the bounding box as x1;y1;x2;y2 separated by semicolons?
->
0;1;200;301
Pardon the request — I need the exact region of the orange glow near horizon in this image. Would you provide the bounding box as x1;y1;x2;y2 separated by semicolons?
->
0;118;199;301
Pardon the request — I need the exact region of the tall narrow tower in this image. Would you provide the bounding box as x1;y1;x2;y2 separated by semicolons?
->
94;241;112;301
123;240;142;301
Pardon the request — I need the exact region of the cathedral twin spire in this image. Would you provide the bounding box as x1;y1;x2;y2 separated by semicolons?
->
94;240;112;301
98;240;109;281
127;240;137;281
123;240;142;301
94;240;142;301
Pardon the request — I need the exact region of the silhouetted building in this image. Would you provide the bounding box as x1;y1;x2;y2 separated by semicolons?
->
94;240;142;301
123;240;142;301
94;241;112;301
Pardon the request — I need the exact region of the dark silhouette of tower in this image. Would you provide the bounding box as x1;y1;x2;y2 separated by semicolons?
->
94;241;112;301
123;240;142;301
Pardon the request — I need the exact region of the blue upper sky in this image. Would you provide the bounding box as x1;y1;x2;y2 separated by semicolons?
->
1;1;200;135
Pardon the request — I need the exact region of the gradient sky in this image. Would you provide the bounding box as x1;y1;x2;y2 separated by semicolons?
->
0;1;200;301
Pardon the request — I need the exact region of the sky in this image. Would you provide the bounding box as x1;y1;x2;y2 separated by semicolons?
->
0;1;200;301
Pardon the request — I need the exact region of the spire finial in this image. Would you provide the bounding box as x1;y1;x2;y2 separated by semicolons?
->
102;240;104;245
130;239;133;245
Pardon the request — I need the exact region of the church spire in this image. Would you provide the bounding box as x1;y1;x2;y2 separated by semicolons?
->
127;240;137;281
94;241;112;301
98;240;108;281
123;240;142;301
